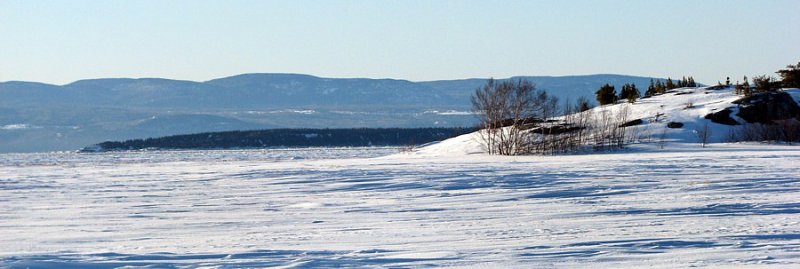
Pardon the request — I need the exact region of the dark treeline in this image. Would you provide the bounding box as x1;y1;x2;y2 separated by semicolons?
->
86;127;475;152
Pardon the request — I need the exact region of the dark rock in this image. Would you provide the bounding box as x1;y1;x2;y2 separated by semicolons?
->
619;119;643;127
733;91;800;124
667;122;684;128
529;124;584;135
704;108;739;125
705;85;730;91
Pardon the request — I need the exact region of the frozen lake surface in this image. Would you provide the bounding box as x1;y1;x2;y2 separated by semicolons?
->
0;147;400;167
1;145;800;268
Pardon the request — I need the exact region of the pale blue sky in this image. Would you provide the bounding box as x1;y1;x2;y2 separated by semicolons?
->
2;0;798;85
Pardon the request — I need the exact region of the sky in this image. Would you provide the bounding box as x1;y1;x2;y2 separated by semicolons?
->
1;0;799;85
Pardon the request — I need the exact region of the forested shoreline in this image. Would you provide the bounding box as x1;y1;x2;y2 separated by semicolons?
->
82;127;475;152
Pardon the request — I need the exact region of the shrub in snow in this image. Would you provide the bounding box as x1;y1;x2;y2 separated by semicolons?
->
667;122;684;128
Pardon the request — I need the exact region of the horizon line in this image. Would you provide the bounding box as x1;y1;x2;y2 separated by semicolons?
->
1;72;675;86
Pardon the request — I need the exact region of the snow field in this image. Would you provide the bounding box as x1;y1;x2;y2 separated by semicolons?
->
1;144;799;268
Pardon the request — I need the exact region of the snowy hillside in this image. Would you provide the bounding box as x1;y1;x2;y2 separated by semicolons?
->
592;86;800;144
418;86;800;156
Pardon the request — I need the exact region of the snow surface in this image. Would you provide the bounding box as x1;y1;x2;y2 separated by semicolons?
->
1;88;800;268
1;143;800;268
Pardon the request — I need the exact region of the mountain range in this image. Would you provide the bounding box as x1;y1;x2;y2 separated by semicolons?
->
0;73;667;152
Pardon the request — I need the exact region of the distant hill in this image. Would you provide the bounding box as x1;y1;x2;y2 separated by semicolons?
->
0;73;668;152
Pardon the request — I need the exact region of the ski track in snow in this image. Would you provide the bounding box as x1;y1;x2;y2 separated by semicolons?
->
1;146;800;268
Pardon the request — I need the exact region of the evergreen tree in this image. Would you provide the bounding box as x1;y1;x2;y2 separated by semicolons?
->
687;76;696;87
655;80;666;94
619;83;640;103
619;84;629;101
595;83;617;105
646;79;657;97
776;61;800;88
629;83;640;103
742;76;751;96
666;77;675;90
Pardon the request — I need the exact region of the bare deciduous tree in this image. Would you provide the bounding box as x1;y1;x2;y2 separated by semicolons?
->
658;128;668;149
695;121;712;148
472;79;547;155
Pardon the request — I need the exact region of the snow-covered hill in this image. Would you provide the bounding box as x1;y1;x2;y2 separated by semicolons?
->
416;86;800;156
